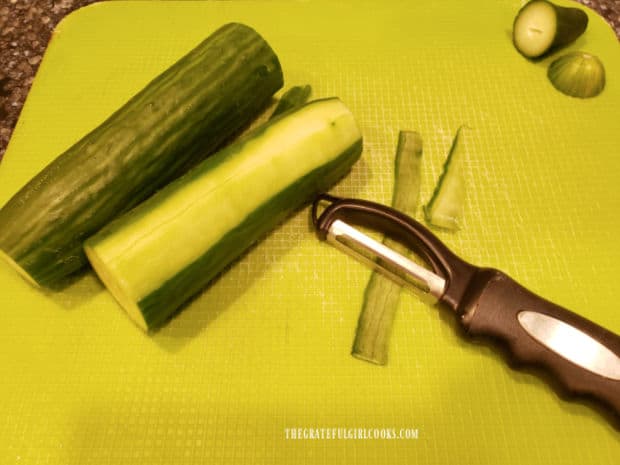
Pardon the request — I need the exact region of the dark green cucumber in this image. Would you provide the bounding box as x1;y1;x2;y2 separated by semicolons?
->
512;0;588;58
424;127;467;231
270;85;312;119
0;23;283;288
84;98;362;331
352;131;423;365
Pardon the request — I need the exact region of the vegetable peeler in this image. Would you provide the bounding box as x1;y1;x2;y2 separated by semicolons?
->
311;194;620;418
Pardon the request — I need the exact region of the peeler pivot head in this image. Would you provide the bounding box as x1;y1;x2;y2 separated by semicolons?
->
311;194;477;311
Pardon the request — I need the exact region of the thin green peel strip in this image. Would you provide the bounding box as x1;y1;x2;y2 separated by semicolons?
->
270;85;312;119
352;131;423;365
423;126;468;231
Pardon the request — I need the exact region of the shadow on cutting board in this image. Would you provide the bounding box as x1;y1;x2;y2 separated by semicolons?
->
43;272;104;310
60;345;619;465
0;256;103;311
63;382;419;465
150;233;290;353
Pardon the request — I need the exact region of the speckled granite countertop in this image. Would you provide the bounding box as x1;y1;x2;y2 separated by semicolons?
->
1;0;619;158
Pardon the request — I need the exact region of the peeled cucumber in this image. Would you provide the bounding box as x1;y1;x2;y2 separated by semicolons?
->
84;98;363;331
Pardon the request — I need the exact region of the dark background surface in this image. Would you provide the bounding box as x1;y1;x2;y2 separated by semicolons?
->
1;0;619;159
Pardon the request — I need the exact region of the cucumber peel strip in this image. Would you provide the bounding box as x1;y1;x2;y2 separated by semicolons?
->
270;85;312;119
351;131;423;365
423;126;469;232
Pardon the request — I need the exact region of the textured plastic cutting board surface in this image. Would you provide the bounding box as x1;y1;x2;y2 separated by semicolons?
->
1;0;619;463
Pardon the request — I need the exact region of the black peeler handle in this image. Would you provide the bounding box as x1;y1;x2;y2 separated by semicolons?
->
459;269;620;418
313;195;620;419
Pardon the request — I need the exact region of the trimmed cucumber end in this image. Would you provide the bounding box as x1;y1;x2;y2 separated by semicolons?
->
84;243;149;332
513;0;557;58
548;51;606;98
513;0;589;58
0;249;41;288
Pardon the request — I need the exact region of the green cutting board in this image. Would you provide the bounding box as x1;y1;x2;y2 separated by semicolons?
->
1;1;619;463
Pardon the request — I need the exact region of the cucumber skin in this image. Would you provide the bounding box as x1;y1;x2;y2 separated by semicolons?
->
0;23;283;288
270;85;312;119
86;98;363;330
548;2;588;52
513;0;588;59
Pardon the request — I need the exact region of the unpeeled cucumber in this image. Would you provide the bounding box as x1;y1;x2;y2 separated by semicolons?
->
0;23;283;288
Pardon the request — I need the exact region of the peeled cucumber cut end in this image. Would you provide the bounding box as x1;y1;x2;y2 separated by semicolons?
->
548;51;605;98
84;245;149;331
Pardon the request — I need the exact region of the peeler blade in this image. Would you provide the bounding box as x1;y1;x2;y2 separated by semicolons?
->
326;219;446;300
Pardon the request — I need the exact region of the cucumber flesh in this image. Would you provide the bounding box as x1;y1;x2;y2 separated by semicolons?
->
424;127;467;231
513;0;588;58
352;131;422;365
84;98;362;331
0;23;283;288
